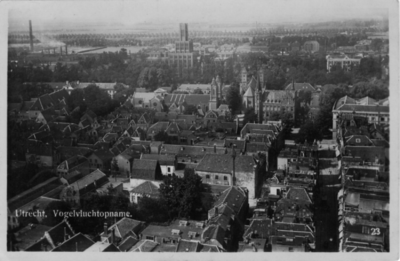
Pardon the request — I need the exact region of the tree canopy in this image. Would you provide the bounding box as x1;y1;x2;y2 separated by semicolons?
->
159;168;203;220
225;84;242;113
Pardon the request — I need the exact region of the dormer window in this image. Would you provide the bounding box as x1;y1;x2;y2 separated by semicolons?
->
179;220;188;226
171;229;180;236
188;231;197;238
195;222;204;229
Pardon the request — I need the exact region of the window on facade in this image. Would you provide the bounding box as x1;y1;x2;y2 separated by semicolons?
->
168;167;171;172
95;159;98;163
381;117;385;122
206;175;210;179
215;175;219;180
224;176;227;181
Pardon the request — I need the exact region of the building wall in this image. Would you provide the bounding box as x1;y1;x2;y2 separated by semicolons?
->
196;171;232;186
277;157;289;170
129;179;162;192
160;164;175;175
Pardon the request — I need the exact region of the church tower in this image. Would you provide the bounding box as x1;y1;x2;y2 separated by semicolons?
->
256;77;263;124
216;75;222;101
241;67;248;84
209;78;218;110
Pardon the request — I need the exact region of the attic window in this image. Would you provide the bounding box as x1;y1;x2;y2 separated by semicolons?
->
171;229;180;236
195;222;204;229
179;220;188;226
188;231;197;238
355;138;361;143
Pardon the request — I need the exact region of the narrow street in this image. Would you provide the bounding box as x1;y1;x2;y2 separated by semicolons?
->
314;185;340;252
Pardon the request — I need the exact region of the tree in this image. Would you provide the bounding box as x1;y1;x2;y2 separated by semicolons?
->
184;104;198;115
296;120;321;144
315;84;349;135
111;158;119;177
225;84;242;113
153;131;170;143
348;81;389;100
192;89;203;94
243;107;257;125
42;201;72;227
71;193;129;235
159;169;203;220
137;197;170;223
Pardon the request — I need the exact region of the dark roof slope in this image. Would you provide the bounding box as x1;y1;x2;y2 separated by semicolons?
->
196;154;255;174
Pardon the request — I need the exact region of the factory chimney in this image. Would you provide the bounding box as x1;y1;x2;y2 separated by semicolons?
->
29;20;34;52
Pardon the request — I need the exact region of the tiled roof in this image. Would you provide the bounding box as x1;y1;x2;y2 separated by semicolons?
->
286;187;312;203
118;236;139;252
109;218;143;239
16;224;52;251
224;139;246;152
337;104;389;113
164;94;210;106
285;82;315;92
91;149;114;162
201;224;226;247
211;186;248;216
196;154;255;174
345;135;373;146
344;146;386;162
26;140;53;156
148;121;170;134
69;169;109;194
131;159;157;170
62;170;83;184
160;145;231;160
176;239;199;252
103;133;119;142
246;142;269;153
130;181;159;196
243;219;272;239
51;233;94;252
46;219;76;248
130;240;159;252
141;154;176;165
84;242;120;252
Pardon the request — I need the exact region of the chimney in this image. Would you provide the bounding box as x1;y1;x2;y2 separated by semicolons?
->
29;20;34;52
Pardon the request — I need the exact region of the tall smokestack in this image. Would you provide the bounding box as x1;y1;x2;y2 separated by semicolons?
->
29;20;34;52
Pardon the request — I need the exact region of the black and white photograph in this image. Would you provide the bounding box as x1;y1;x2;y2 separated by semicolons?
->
1;0;398;259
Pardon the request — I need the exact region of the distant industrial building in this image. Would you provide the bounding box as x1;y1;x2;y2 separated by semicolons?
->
168;23;198;76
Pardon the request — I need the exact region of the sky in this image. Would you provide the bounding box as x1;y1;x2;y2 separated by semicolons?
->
6;0;391;31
